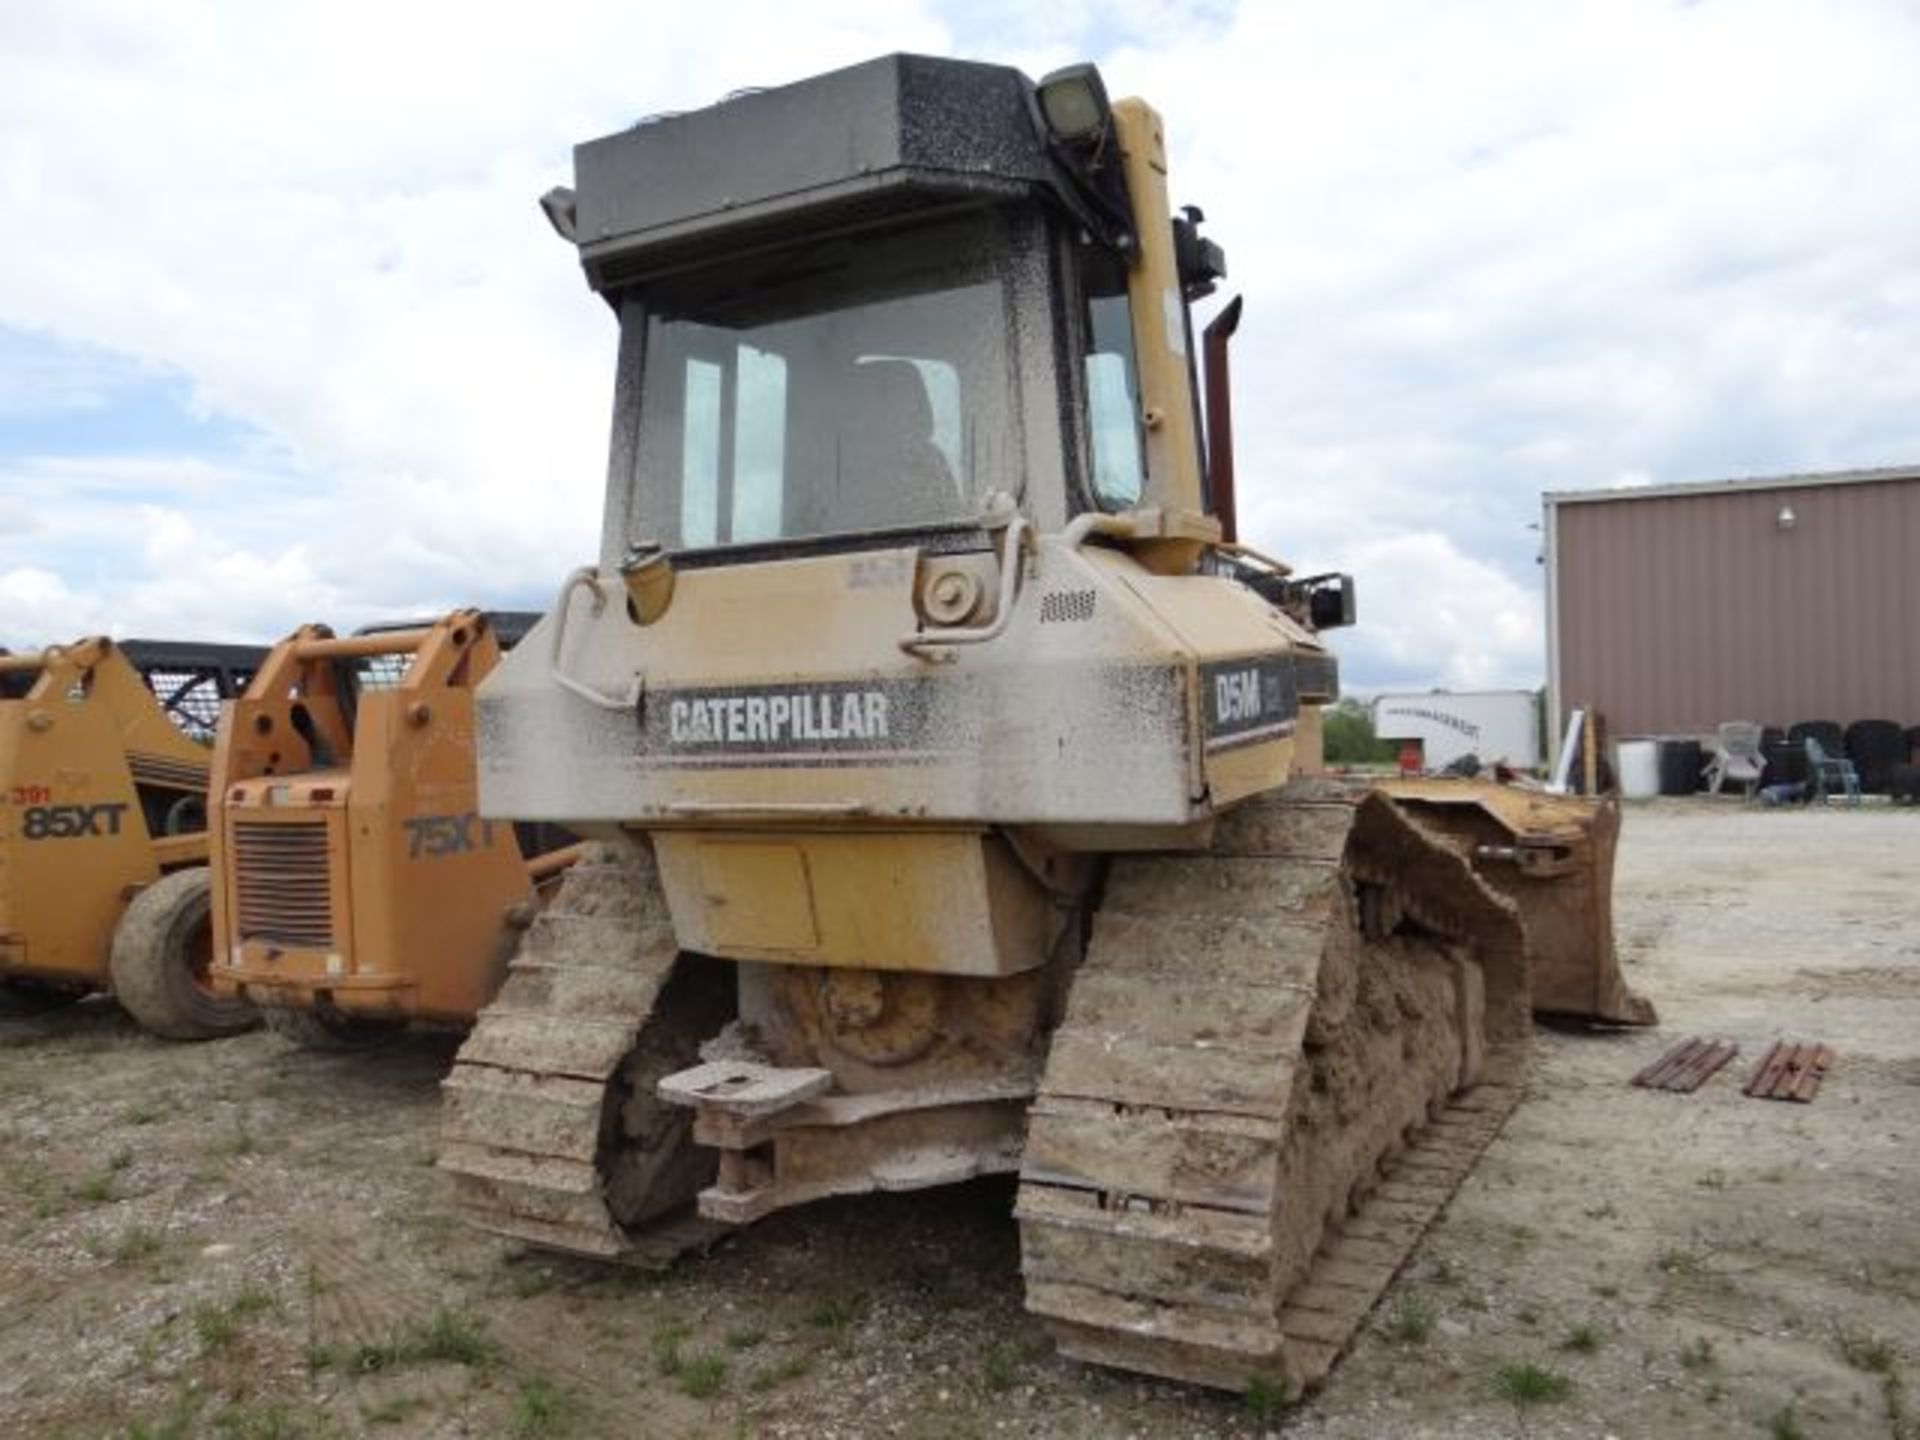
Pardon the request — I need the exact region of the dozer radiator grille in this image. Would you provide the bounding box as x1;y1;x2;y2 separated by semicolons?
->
231;821;336;950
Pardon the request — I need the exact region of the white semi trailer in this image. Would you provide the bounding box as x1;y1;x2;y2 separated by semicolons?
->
1373;689;1543;772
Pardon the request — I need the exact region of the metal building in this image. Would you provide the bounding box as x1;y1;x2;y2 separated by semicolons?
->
1543;465;1920;744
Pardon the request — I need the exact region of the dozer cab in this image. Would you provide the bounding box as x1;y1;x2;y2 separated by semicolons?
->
442;55;1653;1394
208;611;578;1047
0;636;261;1037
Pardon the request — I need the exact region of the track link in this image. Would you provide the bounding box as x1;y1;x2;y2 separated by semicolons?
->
1015;778;1529;1393
439;840;724;1264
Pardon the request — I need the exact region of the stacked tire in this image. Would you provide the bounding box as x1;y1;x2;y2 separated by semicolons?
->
1844;720;1908;795
1657;738;1704;795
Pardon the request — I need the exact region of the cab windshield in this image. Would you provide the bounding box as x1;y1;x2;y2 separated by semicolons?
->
622;210;1039;551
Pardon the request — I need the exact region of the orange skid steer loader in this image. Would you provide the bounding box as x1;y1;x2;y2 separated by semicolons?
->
0;636;261;1036
207;610;577;1047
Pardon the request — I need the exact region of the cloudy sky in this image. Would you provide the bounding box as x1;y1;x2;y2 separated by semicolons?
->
3;0;1916;692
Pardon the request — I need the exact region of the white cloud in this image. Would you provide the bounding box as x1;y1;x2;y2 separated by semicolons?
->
2;1;1918;690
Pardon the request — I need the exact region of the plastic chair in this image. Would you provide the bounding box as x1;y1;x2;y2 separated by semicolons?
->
1702;722;1765;797
1804;736;1861;807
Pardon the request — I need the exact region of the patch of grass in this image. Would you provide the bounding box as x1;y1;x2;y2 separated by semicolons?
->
1244;1375;1294;1420
1656;1247;1704;1276
122;1103;164;1127
747;1352;812;1393
360;1396;429;1427
230;1287;275;1319
1767;1404;1806;1440
315;1308;497;1376
1695;1168;1727;1189
724;1324;765;1351
676;1351;727;1399
651;1319;691;1377
111;1225;164;1264
402;1308;498;1368
983;1341;1019;1392
511;1377;586;1439
1679;1336;1718;1371
74;1171;117;1204
215;1124;258;1157
1838;1329;1899;1375
1390;1291;1436;1344
1491;1361;1573;1408
109;1148;135;1172
809;1296;855;1333
1559;1322;1602;1353
193;1301;241;1354
1426;1256;1462;1286
209;1401;323;1439
507;1263;557;1300
123;1391;201;1440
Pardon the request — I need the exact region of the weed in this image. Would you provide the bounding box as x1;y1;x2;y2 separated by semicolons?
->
1427;1256;1462;1286
122;1103;164;1127
1559;1323;1602;1354
747;1352;812;1393
1244;1375;1294;1420
1516;1306;1541;1329
361;1396;428;1427
112;1225;163;1264
1656;1247;1704;1276
511;1377;586;1439
1592;1283;1620;1299
230;1287;275;1319
209;1401;320;1439
651;1319;691;1377
1679;1336;1717;1371
403;1308;497;1368
1581;1200;1617;1220
983;1342;1018;1392
508;1264;557;1300
1837;1329;1898;1375
809;1296;855;1333
123;1391;201;1440
1390;1291;1436;1344
75;1172;116;1204
677;1351;727;1399
1491;1361;1573;1408
724;1324;765;1351
216;1124;257;1158
1767;1405;1806;1440
109;1148;135;1172
193;1302;240;1354
1696;1168;1727;1189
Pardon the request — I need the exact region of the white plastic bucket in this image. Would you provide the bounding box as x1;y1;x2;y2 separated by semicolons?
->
1616;739;1660;798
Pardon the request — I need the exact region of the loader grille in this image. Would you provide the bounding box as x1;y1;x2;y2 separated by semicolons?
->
231;821;336;950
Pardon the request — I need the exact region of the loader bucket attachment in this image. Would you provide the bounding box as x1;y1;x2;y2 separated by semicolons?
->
1378;777;1654;1026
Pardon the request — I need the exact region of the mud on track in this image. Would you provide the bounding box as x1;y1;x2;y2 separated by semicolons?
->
2;801;1916;1438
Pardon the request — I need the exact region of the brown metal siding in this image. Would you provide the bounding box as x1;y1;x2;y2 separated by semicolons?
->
1554;476;1920;736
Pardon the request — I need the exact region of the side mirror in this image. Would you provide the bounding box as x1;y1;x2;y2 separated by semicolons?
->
1307;574;1356;631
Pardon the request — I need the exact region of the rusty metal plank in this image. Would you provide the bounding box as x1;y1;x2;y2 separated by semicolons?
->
1631;1036;1738;1093
1742;1039;1833;1102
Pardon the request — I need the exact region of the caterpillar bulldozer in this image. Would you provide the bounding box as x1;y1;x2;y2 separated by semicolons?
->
206;611;579;1047
442;55;1653;1394
0;636;262;1036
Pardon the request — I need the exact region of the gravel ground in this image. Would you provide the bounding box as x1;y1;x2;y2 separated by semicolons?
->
1;799;1914;1439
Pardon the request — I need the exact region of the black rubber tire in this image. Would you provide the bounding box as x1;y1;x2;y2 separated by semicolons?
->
1658;739;1704;795
1762;738;1807;789
1788;720;1845;757
1844;720;1907;794
262;1003;405;1052
108;868;257;1041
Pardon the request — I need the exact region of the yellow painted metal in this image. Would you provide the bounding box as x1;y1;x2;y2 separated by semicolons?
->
1113;99;1206;518
652;829;1052;976
0;640;209;987
209;611;544;1024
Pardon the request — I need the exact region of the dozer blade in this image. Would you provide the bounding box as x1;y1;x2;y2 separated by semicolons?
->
1378;777;1655;1026
1016;778;1533;1395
